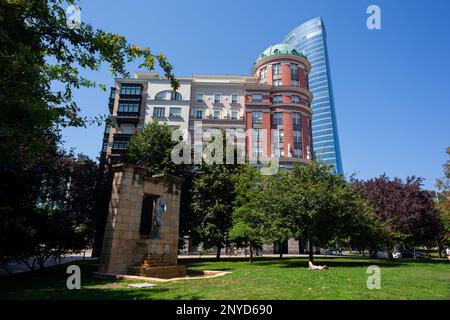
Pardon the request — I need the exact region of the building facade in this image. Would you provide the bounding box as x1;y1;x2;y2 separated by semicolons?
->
101;42;316;255
102;43;314;170
247;43;313;169
283;17;343;174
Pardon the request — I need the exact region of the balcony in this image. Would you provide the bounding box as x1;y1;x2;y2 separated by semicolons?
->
168;114;183;120
116;112;140;124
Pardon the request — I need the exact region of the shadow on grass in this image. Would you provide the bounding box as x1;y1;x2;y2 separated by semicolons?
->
0;260;205;300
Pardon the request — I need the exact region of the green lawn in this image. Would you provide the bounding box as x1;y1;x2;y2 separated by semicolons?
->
1;257;449;300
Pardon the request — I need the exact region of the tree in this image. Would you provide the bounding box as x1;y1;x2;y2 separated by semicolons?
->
260;162;377;262
191;163;238;259
229;165;264;262
257;172;293;259
0;132;99;271
126;120;180;175
191;130;242;259
1;0;177;166
0;0;178;264
352;175;443;255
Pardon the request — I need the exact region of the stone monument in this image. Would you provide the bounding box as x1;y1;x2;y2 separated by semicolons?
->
99;163;186;278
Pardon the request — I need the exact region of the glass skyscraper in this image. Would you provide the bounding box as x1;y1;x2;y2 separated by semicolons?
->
283;17;343;174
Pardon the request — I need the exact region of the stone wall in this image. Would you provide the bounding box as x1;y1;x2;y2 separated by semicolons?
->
99;164;183;275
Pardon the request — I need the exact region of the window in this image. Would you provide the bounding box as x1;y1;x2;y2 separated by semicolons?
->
112;135;131;150
278;129;284;143
121;125;134;134
155;90;182;100
112;141;128;150
273;112;283;125
293;113;301;125
252;147;262;158
273;95;282;103
153;107;165;117
291;79;299;87
252;111;263;124
291;63;299;78
214;94;221;104
252;128;262;142
109;88;116;99
273;79;282;86
169;108;181;117
196;93;204;102
272;63;281;75
195;109;203;119
213;110;220;119
231;110;238;119
294;147;302;157
260;67;267;80
294;130;302;143
292;95;300;104
118;102;139;113
102;142;108;152
231;94;238;104
120;84;141;95
252;94;262;102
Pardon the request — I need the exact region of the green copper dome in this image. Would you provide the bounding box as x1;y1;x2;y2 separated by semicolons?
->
255;43;305;63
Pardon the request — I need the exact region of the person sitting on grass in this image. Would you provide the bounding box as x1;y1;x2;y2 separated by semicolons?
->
308;260;328;270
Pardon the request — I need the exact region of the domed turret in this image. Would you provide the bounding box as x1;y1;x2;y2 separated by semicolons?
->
255;43;305;63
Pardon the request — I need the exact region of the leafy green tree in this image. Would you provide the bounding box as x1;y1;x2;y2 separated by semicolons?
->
0;0;178;166
0;0;178;264
191;163;238;259
191;130;242;259
229;165;264;262
126;120;180;175
260;162;377;262
253;171;293;259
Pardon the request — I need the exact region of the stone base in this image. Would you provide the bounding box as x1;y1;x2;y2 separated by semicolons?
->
127;265;186;279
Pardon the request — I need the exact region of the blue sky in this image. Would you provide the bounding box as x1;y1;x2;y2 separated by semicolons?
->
63;0;450;190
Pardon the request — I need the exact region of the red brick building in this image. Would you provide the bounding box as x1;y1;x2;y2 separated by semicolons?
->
245;43;314;168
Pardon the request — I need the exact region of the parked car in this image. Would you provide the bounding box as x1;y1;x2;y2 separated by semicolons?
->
393;249;428;259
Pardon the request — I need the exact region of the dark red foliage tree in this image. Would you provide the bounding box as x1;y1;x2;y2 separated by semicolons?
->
0;131;99;271
352;175;443;250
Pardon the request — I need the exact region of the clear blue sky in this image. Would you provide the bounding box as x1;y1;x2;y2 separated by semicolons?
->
62;0;450;190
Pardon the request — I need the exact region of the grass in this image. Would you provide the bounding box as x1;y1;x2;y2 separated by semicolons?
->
0;257;449;300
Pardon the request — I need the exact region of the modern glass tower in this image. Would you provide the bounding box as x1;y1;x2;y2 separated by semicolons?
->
283;17;343;174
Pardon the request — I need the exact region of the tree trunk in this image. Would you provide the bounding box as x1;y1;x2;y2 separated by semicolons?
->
437;240;443;258
216;245;221;260
308;241;314;262
249;244;254;263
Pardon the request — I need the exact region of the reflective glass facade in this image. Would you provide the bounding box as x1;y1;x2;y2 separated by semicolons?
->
283;17;343;173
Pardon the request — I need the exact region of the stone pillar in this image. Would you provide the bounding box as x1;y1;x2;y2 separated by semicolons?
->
99;164;184;276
